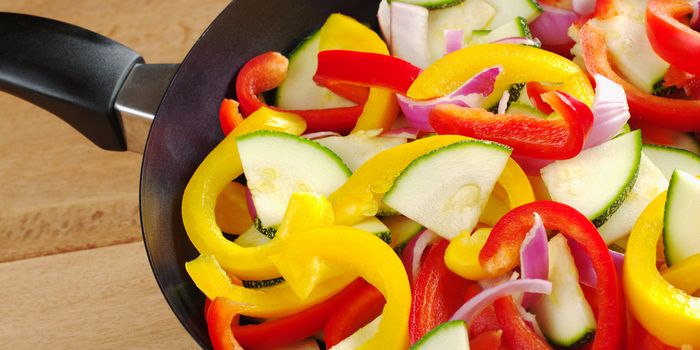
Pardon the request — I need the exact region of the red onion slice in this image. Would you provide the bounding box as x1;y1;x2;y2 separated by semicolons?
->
302;131;342;140
530;6;579;46
450;279;552;325
390;2;430;68
519;213;549;308
497;90;510;115
397;65;502;131
691;0;700;29
245;186;257;220
401;229;440;287
492;36;542;47
584;74;630;149
567;239;597;287
444;29;465;55
516;302;546;339
382;127;420;139
609;249;624;281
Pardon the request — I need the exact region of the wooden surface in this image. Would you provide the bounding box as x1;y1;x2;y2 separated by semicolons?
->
0;0;229;348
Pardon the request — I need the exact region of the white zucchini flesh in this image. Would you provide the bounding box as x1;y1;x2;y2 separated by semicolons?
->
484;0;542;29
275;31;354;110
384;140;511;240
663;170;700;266
532;234;597;348
237;131;351;228
426;0;496;62
351;216;392;244
541;130;642;227
643;144;700;180
597;154;668;244
235;225;271;247
410;320;470;350
316;131;407;172
329;316;382;350
469;16;531;45
588;15;669;94
381;215;425;248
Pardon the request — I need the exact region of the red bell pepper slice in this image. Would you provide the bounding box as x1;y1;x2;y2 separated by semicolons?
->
219;99;244;136
235;51;364;134
409;239;474;344
627;316;679;350
470;330;505;350
231;278;369;350
647;0;700;76
429;90;593;160
479;201;624;350
494;297;551;350
323;280;385;348
206;297;245;350
314;50;422;95
594;0;619;19
579;22;700;132
526;82;556;115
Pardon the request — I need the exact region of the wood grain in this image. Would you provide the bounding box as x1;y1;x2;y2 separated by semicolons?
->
0;242;199;349
0;0;229;262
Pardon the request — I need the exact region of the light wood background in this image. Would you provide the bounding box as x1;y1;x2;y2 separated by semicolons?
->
0;0;229;348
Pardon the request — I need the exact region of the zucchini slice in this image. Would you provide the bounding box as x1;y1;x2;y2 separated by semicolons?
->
643;144;700;180
484;0;542;29
392;0;465;10
663;170;700;266
381;215;425;251
316;132;407;172
237;131;351;229
410;320;469;349
351;216;392;244
384;140;511;239
541;130;642;227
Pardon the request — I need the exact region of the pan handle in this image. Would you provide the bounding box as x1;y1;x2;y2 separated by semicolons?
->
0;12;144;151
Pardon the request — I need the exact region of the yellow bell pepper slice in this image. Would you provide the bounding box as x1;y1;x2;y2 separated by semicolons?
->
445;228;497;280
479;159;534;226
182;107;306;280
625;192;700;347
274;225;411;350
329;135;467;225
215;182;253;235
407;44;594;108
185;254;353;319
319;13;399;133
662;253;700;295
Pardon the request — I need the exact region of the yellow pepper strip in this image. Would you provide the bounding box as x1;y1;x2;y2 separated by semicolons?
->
274;225;411;350
182;107;306;280
480;159;534;226
662;253;700;295
445;228;497;280
625;192;700;347
215;182;253;235
318;13;399;133
329;135;467;225
480;189;509;227
407;44;594;108
186;254;354;319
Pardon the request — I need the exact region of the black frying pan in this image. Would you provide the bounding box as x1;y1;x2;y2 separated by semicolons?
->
0;1;380;348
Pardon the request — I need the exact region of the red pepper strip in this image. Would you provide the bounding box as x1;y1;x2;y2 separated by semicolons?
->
494;297;551;350
594;0;619;19
579;22;700;132
409;240;474;344
470;330;505;350
628;316;679;350
663;66;700;99
323;281;386;348
314;50;422;95
479;201;624;350
232;278;368;350
320;82;370;104
235;51;363;134
206;297;244;350
647;0;700;76
219;99;244;136
526;82;556;115
430;91;593;160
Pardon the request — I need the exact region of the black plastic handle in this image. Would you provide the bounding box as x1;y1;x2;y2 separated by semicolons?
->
0;13;144;151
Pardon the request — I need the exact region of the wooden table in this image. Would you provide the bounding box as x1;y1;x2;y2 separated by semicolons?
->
0;1;229;348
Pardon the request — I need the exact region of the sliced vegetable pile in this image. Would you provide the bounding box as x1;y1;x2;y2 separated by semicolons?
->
184;1;700;349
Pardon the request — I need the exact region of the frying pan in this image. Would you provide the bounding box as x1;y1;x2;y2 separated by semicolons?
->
0;0;380;348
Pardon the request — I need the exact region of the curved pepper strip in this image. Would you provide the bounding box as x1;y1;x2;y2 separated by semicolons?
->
494;297;551;350
235;51;363;134
182;107;307;280
323;280;385;348
232;278;371;350
317;13;401;133
329;135;466;225
625;192;700;347
628;316;679;350
579;22;700;132
647;0;700;76
215;182;252;235
274;225;411;350
206;297;245;350
409;239;474;344
661;253;700;295
446;228;495;281
430;90;594;160
219;99;244;136
479;201;624;350
187;254;354;319
407;43;594;108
